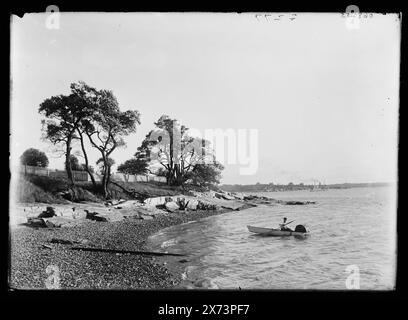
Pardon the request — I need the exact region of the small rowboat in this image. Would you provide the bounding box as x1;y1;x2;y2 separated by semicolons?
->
247;225;309;237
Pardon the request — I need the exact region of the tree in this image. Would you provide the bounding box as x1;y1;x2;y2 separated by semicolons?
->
96;157;115;184
83;89;141;198
186;161;224;187
69;155;83;171
20;148;49;167
117;153;149;175
86;165;95;174
71;82;100;188
39;82;97;185
140;115;217;186
155;167;167;177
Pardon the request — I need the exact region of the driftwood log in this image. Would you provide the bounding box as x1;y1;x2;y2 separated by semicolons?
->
71;246;186;257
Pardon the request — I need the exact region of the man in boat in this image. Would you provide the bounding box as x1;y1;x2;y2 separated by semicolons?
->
279;217;293;232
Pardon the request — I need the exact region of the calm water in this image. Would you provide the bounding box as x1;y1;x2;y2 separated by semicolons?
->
147;187;397;290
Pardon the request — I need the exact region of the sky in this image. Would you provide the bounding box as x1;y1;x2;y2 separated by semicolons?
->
10;12;400;185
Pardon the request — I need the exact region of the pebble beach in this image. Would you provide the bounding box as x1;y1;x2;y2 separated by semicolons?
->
9;208;235;289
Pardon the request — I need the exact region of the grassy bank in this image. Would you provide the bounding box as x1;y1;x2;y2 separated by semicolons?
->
15;174;203;204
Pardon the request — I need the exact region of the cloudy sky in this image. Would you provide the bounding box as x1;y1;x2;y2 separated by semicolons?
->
10;12;400;184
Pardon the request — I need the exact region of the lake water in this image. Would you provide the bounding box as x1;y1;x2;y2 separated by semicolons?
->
147;187;397;290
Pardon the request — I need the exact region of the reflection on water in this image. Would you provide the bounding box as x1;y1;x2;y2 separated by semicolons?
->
147;187;396;290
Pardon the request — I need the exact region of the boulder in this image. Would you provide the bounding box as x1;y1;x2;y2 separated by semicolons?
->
165;201;179;212
27;217;47;228
105;199;127;207
42;217;79;228
139;214;154;220
38;207;56;218
186;199;199;211
71;208;88;220
50;206;84;218
197;201;218;211
144;197;168;206
230;193;244;200
215;192;235;201
177;197;188;210
84;209;124;222
214;193;223;199
222;194;235;200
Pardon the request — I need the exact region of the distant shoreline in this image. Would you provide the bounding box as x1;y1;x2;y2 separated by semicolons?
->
220;182;394;193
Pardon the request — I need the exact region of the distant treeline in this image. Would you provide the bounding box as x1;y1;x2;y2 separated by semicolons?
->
220;182;393;193
326;182;393;189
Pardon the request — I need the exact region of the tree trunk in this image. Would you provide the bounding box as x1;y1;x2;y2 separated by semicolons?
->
102;175;108;198
77;129;97;189
106;164;112;185
174;164;183;186
65;135;75;185
101;154;109;199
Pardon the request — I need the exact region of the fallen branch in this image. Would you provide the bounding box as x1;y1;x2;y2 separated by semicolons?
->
71;246;186;257
109;180;151;201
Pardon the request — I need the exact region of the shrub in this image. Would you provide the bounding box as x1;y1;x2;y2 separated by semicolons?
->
20;148;49;167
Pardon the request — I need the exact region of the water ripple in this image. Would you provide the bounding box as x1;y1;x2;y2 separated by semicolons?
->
148;187;396;290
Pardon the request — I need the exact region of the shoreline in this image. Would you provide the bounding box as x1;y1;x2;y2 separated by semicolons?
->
10;190;314;290
10;204;247;289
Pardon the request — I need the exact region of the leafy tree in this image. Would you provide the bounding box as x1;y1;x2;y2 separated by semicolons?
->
20;148;49;167
96;157;115;184
117;153;149;175
139;115;217;186
155;167;167;177
69;155;83;171
83;89;140;198
186;161;224;187
71;82;100;188
86;165;95;174
40;82;141;197
39;82;97;185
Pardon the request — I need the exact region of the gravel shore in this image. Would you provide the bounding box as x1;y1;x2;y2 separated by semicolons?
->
9;207;241;290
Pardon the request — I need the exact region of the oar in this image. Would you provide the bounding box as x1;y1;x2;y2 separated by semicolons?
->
282;220;295;226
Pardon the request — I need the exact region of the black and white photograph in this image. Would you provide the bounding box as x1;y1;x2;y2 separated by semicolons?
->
9;9;399;292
